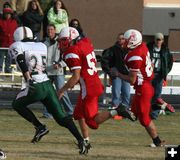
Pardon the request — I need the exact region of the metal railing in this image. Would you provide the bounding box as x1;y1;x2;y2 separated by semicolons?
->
1;48;180;96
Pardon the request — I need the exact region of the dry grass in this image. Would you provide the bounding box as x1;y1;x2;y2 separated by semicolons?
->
0;109;179;160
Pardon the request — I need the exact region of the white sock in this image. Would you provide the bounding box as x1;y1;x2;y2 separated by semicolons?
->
110;110;118;117
84;137;89;141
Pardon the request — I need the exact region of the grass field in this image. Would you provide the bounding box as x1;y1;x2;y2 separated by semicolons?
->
0;109;179;160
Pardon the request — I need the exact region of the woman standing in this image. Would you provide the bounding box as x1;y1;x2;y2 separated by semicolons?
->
47;0;69;34
22;0;44;41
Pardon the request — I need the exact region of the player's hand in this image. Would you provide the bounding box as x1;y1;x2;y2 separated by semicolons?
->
58;89;64;99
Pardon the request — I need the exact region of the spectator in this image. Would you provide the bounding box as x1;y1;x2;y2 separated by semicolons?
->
10;0;32;25
9;26;88;154
111;29;165;147
69;18;85;38
58;27;136;152
40;0;55;38
22;0;44;41
42;24;73;118
0;6;18;73
101;33;130;110
0;2;12;18
147;33;175;119
47;0;69;34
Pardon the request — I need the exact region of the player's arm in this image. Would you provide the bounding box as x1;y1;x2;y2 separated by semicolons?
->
58;69;80;99
117;71;137;85
16;54;31;80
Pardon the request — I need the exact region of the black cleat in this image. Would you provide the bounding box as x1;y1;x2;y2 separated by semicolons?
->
116;104;136;121
150;140;166;147
85;140;92;150
78;140;91;155
31;125;49;143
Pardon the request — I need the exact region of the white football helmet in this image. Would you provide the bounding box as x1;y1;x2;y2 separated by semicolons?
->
58;27;79;51
14;26;33;42
59;27;79;40
124;29;142;49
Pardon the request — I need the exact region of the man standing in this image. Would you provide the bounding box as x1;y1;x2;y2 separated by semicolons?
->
101;33;130;109
111;29;165;147
42;24;73;118
147;33;175;119
57;27;136;152
9;26;89;154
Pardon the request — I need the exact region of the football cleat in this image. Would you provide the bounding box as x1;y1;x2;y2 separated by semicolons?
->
0;149;6;159
84;140;92;150
78;140;91;155
165;104;175;113
155;98;175;113
31;125;49;143
150;140;166;148
115;104;136;121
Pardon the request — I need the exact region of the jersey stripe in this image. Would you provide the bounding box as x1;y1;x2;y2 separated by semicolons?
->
71;66;81;70
128;56;142;62
129;68;139;72
65;53;80;60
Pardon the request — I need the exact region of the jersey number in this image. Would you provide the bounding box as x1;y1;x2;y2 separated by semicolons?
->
30;55;46;71
86;51;97;75
145;52;153;77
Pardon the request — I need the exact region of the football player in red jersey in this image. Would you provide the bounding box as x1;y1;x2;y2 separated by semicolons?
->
57;27;136;151
111;29;165;147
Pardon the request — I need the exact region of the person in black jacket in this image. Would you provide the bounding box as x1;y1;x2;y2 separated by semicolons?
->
22;0;44;41
147;33;175;119
101;33;130;109
69;18;85;38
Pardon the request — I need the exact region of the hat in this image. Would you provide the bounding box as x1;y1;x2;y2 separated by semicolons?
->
3;8;13;14
154;33;164;40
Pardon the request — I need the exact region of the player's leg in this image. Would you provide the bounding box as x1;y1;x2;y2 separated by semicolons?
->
43;82;89;154
78;119;89;140
12;83;49;143
73;96;92;152
137;84;165;147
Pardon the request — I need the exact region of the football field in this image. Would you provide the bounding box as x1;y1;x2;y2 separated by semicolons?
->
0;109;179;160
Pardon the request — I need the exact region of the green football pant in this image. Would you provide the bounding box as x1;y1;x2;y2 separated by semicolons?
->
12;80;67;125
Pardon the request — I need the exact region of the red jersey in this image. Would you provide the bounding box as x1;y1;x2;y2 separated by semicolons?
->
63;38;104;98
124;42;154;89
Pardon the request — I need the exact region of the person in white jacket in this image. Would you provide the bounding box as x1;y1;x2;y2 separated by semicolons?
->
42;24;73;118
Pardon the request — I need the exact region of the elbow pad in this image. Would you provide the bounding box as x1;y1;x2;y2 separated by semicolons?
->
16;54;28;73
